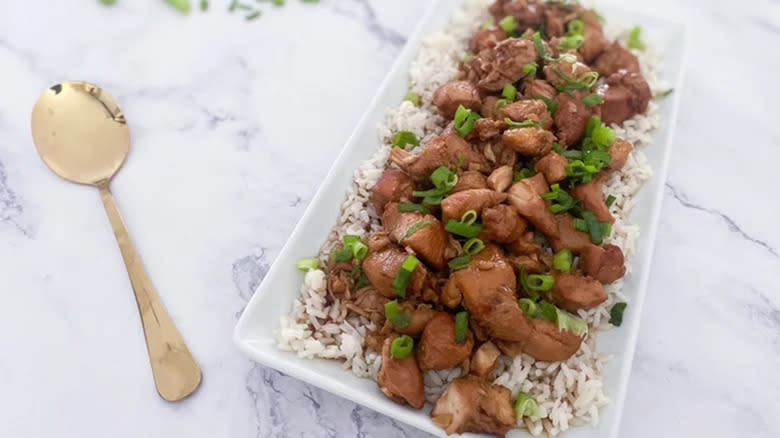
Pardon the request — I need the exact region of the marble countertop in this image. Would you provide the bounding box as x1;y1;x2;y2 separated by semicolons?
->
1;0;778;437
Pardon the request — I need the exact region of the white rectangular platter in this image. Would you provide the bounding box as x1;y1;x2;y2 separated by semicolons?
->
234;1;688;436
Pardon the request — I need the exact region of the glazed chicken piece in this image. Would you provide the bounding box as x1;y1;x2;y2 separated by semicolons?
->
496;99;553;130
608;138;633;171
507;252;547;274
594;41;640;77
507;175;558;237
362;233;427;298
580;243;626;284
377;336;425;409
463;38;538;91
523;78;556;100
480;204;527;243
346;287;390;326
549;272;607;312
430;376;515;437
570;172;614;223
578;10;609;63
382;203;450;269
492;0;546;29
471;28;507;53
470;118;507;141
370;169;415;215
441;188;507;224
390;134;488;183
597;70;652;125
549;213;592;254
470;341;501;379
451;170;488;194
445;245;533;342
501;127;555;156
393;302;438;336
543;59;593;89
417;312;475;370
507;230;539;255
496;316;583;362
327;243;355;295
433;81;483;119
486;165;513;193
554;90;600;146
534;151;568;183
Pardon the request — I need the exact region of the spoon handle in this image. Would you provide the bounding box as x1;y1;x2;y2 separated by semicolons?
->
97;181;201;401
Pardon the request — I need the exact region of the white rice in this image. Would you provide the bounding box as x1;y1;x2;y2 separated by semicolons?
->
275;0;664;435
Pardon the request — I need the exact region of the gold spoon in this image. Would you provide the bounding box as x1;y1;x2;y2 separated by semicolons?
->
31;81;201;402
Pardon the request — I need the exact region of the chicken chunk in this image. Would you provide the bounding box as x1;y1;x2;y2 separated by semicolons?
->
370;169;415;215
507;177;558;237
471;28;506;53
470;118;507;141
417;312;475;370
523;78;556;100
580;243;626;284
430;376;515;437
594;41;640;77
497;316;583;361
362;233;428;298
394;302;438;336
496;99;553;130
570;172;613;223
507;230;540;255
433;81;483;119
470;341;501;379
549;213;592;254
554;90;600;147
451;170;488;194
597;70;652;125
487;165;514;193
441;188;507;224
508;252;547;274
480;204;527;243
549;272;607;312
463;38;538;91
378;336;425;409
390;134;488;183
578;12;609;63
608;138;633;171
382;203;450;269
501;127;555;156
534;151;568;183
543;59;593;89
346;287;390;327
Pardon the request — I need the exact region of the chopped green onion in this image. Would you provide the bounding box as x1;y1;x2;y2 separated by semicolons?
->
454;105;480;137
557;34;584;49
499;16;518;34
535;94;558;115
460;210;478;226
610;302;627;326
99;0;116;5
553;249;573;272
573;218;588;232
481;17;495;30
556;307;589;336
462;238;485;256
343;235;360;247
504;118;541;129
462;54;474;63
245;10;261;20
601;222;612;237
565;159;597;183
493;98;509;113
445;220;483;238
392;131;419;149
399;220;432;243
390;335;414;359
526;274;554;291
352;242;368;259
532;32;547;60
518;298;537;317
404;92;421;107
384;300;411;329
591;125;616;148
200;0;209;9
448;254;472;270
513;168;537;182
522;62;538;78
656;88;674;98
454;311;469;344
538;300;558;322
296;257;320;271
166;0;191;13
567;19;584;35
605;195;616;207
514;392;540;420
502;83;518;102
271;0;284;5
582;93;604;108
397;202;430;214
584;149;612;169
392;255;420;297
628;26;646;50
586;115;602;137
519;265;540;300
332;247;354;263
541;183;580;214
431;165;458;189
582;210;603;245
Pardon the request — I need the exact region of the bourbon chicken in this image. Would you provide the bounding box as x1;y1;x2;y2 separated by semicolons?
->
306;1;658;436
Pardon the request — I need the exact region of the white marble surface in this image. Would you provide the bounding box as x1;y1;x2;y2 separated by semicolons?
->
1;0;778;437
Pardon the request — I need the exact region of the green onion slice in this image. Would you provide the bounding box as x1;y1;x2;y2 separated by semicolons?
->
397;202;430;214
445;220;483;238
448;254;471;270
499;15;518;34
518;298;537;317
351;242;368;260
384;300;411;329
567;19;584;35
514;392;540;420
573;218;588;232
610;302;627;326
605;195;616;208
431;165;458;189
504;117;541;129
392;131;419;149
628;26;646;50
332;246;354;263
454;105;480;137
656;88;674;98
535;94;557;115
586;115;602;137
523;62;538;77
532;31;547;60
513;167;536;182
519;264;540;300
526;274;554;291
392;255;420;297
454;311;469;344
460;210;478;226
462;238;485;256
493;98;509;113
390;335;414;359
399;220;432;243
557;34;584;49
582;93;604;108
296;257;320;271
553;249;573;272
502;83;518;102
403;92;421;107
582;210;603;244
556;306;589;336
